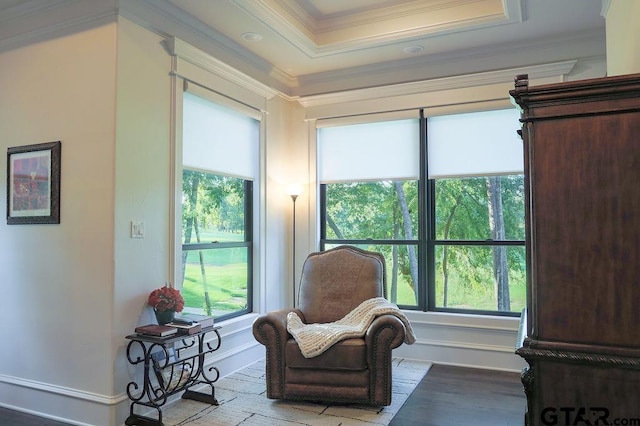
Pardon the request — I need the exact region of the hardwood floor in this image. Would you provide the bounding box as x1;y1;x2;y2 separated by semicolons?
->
1;363;525;425
0;406;71;426
390;363;526;426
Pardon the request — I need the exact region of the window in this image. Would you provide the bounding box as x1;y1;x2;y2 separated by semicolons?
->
180;90;258;320
428;109;525;314
319;108;525;316
431;176;525;313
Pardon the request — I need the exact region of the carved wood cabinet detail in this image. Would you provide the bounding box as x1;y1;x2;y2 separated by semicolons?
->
510;73;640;426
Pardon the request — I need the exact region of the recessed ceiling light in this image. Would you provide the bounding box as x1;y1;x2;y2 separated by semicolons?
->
241;32;263;42
403;45;424;55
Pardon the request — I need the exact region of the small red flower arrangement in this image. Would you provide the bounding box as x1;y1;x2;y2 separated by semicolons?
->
148;284;184;312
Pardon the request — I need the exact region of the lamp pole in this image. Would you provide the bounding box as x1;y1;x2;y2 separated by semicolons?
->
290;193;298;307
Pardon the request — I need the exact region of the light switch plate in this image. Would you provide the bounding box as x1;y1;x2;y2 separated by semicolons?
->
131;221;145;238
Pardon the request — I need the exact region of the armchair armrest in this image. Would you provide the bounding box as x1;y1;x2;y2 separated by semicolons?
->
365;314;406;351
365;314;406;406
253;309;294;344
252;308;304;399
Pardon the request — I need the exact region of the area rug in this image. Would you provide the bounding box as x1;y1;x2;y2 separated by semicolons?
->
161;358;431;426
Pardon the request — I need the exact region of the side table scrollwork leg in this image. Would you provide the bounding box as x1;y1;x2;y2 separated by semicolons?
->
124;339;164;425
181;328;221;405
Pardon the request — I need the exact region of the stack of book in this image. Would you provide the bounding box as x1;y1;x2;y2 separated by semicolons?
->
166;321;201;335
134;324;178;338
173;313;215;328
134;314;214;338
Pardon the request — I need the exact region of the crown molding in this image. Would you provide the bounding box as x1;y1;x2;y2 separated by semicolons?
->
233;0;523;57
0;0;77;24
166;37;279;100
0;0;118;53
121;0;296;95
296;61;578;108
292;26;604;97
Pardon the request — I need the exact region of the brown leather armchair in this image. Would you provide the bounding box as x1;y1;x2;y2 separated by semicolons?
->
252;245;408;406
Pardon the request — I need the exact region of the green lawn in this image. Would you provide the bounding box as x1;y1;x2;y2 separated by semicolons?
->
183;237;526;316
388;272;525;313
183;263;247;306
181;243;248;315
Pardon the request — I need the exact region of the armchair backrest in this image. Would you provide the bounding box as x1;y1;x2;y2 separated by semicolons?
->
297;246;387;324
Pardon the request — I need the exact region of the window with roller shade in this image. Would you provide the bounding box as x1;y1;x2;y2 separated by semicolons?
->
318;108;525;315
427;109;525;314
180;90;257;321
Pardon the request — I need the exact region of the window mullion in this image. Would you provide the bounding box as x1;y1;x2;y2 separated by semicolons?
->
420;109;432;312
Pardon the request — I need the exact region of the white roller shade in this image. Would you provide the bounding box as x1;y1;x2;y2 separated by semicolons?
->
427;108;523;178
318;118;419;183
183;91;259;180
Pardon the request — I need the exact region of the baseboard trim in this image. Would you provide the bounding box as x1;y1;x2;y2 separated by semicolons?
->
0;373;121;405
394;338;526;372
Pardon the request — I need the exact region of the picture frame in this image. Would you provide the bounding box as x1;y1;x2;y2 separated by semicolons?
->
7;141;61;225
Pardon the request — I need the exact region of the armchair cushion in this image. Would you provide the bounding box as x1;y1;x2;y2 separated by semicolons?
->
286;338;366;370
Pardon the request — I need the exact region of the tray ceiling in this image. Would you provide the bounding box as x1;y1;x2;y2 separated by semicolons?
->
0;0;607;96
166;0;606;94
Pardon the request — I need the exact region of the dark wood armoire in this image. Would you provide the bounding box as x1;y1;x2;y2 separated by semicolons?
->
510;73;640;426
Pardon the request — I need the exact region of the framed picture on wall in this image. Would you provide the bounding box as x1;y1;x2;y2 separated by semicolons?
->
7;141;61;225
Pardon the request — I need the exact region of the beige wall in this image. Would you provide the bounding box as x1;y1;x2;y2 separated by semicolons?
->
0;22;118;423
263;95;309;311
606;0;640;75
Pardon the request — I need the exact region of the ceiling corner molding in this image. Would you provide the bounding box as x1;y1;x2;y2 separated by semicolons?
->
296;60;577;108
122;0;295;96
274;91;301;103
600;0;612;17
166;37;279;100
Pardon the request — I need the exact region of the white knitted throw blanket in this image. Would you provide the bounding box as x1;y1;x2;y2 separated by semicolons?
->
287;297;416;358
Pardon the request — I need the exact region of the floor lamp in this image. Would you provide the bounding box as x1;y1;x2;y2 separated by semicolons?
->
288;187;301;307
